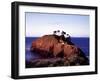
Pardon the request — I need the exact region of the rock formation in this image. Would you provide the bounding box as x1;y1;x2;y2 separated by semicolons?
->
28;34;89;68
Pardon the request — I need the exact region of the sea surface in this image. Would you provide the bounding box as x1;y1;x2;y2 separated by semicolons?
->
25;37;89;62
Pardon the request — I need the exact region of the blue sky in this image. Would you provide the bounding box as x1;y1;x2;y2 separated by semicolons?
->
25;12;89;37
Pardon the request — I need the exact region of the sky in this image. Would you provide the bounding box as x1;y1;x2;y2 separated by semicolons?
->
25;12;89;37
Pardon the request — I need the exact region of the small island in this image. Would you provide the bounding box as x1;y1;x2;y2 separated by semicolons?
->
26;30;89;68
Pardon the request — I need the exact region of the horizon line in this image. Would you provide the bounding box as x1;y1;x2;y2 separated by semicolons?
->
25;36;89;38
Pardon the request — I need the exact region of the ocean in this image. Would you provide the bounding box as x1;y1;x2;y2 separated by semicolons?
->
25;37;89;62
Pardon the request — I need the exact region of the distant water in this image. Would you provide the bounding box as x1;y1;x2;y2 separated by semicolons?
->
25;37;89;62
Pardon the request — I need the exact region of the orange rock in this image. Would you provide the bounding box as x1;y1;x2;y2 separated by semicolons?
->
31;34;86;60
53;43;64;57
63;44;79;58
30;34;89;66
31;35;58;57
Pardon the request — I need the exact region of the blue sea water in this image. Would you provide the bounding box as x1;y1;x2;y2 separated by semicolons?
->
25;37;89;62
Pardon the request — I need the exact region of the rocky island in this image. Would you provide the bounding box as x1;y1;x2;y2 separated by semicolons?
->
26;31;89;68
